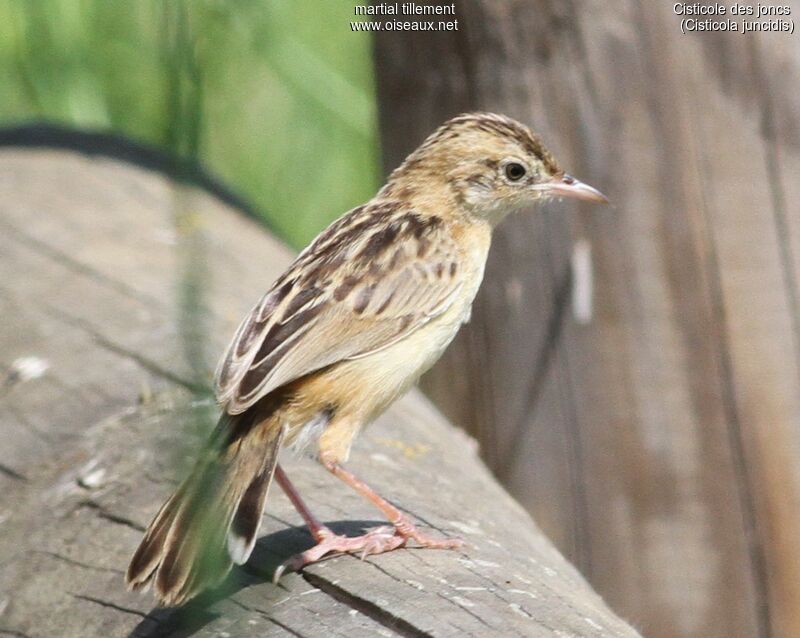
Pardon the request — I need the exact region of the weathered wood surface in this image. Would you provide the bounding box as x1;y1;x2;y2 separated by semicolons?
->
0;147;640;637
375;3;800;638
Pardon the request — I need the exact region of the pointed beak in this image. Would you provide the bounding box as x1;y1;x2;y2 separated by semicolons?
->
542;174;609;204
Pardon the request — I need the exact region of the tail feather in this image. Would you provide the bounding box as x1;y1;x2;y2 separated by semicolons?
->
228;466;275;564
126;410;284;606
154;461;236;604
126;481;190;591
229;427;285;564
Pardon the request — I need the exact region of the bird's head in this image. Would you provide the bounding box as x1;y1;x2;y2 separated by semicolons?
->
390;112;607;225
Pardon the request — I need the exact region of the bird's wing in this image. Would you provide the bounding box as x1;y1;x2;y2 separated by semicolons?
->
214;202;464;415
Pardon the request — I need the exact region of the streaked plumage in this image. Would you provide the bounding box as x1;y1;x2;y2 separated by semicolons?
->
215;203;466;416
127;112;607;606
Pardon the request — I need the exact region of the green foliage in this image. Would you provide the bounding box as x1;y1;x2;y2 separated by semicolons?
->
0;0;379;247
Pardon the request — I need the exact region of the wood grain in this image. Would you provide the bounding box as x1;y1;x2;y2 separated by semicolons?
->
0;147;639;637
375;2;800;637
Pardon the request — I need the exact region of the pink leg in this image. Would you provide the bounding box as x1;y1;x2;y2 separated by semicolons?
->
273;460;463;579
274;464;327;541
273;464;404;581
321;455;464;550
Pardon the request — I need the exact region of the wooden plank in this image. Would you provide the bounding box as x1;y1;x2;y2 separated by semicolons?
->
0;147;639;637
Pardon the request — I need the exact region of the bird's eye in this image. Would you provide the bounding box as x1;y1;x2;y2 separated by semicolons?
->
504;162;526;182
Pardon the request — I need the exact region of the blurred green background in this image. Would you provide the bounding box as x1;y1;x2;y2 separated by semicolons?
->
0;0;379;248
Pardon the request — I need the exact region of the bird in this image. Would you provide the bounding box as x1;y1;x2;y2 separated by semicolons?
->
126;112;607;606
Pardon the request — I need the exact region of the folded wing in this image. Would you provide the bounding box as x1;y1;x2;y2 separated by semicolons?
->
214;202;463;415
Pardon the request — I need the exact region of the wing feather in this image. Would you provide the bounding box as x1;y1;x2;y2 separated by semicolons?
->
214;203;463;415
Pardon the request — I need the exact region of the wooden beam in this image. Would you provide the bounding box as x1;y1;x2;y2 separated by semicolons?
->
0;147;640;637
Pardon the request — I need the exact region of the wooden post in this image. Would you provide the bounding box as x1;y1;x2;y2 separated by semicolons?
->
375;2;800;637
0;141;640;637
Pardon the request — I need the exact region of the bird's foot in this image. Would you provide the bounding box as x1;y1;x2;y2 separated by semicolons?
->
274;525;402;581
393;515;466;551
274;517;463;581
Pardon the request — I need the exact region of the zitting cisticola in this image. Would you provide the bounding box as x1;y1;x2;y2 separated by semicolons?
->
126;112;607;606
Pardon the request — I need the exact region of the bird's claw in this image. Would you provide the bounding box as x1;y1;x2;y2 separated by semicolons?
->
273;521;463;581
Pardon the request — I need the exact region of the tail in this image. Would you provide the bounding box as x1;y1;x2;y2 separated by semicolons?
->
126;408;285;606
